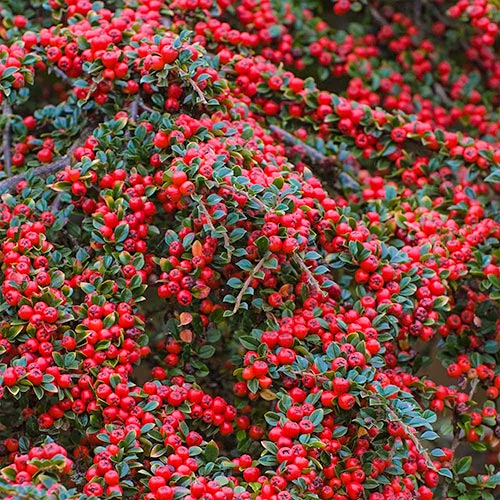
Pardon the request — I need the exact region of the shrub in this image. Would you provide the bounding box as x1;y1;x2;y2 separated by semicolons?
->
0;0;499;499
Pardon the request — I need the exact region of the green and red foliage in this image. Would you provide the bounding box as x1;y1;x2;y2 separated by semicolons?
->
0;0;499;499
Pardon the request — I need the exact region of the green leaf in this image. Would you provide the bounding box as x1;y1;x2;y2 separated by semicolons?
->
114;224;130;243
204;440;219;462
456;456;472;475
438;468;453;479
309;409;324;427
241;128;254;140
254;236;269;253
431;448;446;457
198;345;215;359
247;378;259;394
421;431;439;440
50;271;65;289
239;335;260;350
485;169;500;183
381;385;399;398
332;426;348;437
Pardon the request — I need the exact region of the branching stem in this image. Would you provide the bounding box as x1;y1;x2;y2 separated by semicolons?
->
440;379;479;499
232;256;267;315
269;125;331;166
0;130;91;193
294;255;327;297
199;201;233;261
0;155;70;193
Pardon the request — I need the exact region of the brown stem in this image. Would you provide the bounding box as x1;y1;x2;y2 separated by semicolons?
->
139;98;155;113
51;193;63;211
48;64;73;86
130;94;140;122
183;75;208;105
269;125;333;167
440;378;479;499
0;155;70;193
199;201;233;262
0;129;91;193
369;5;389;26
225;185;267;211
384;404;439;473
433;83;454;107
414;0;423;27
294;255;327;297
232;255;267;315
0;483;37;499
2;102;12;176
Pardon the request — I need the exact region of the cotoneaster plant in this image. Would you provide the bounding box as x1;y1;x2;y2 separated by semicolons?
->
0;1;499;499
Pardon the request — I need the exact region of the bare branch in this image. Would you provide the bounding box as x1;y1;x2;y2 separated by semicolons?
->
51;193;63;211
433;82;454;107
269;125;333;167
0;155;70;193
232;255;267;315
138;98;155;113
369;5;389;26
188;78;208;105
130;94;140;122
440;378;479;499
414;0;423;27
0;128;92;193
47;64;73;86
1;102;12;176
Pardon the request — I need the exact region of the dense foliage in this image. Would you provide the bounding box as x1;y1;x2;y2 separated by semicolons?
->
0;0;500;499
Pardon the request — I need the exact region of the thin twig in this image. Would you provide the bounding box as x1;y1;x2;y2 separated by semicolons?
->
433;83;454;107
225;185;267;211
421;1;469;51
51;193;63;211
178;69;209;105
414;0;423;28
139;98;155;113
384;404;439;473
294;255;328;297
269;125;331;166
130;94;140;122
369;5;388;26
0;155;70;193
440;379;479;499
232;255;267;315
0;130;91;193
47;64;73;85
199;201;233;262
2;102;12;176
188;78;208;105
